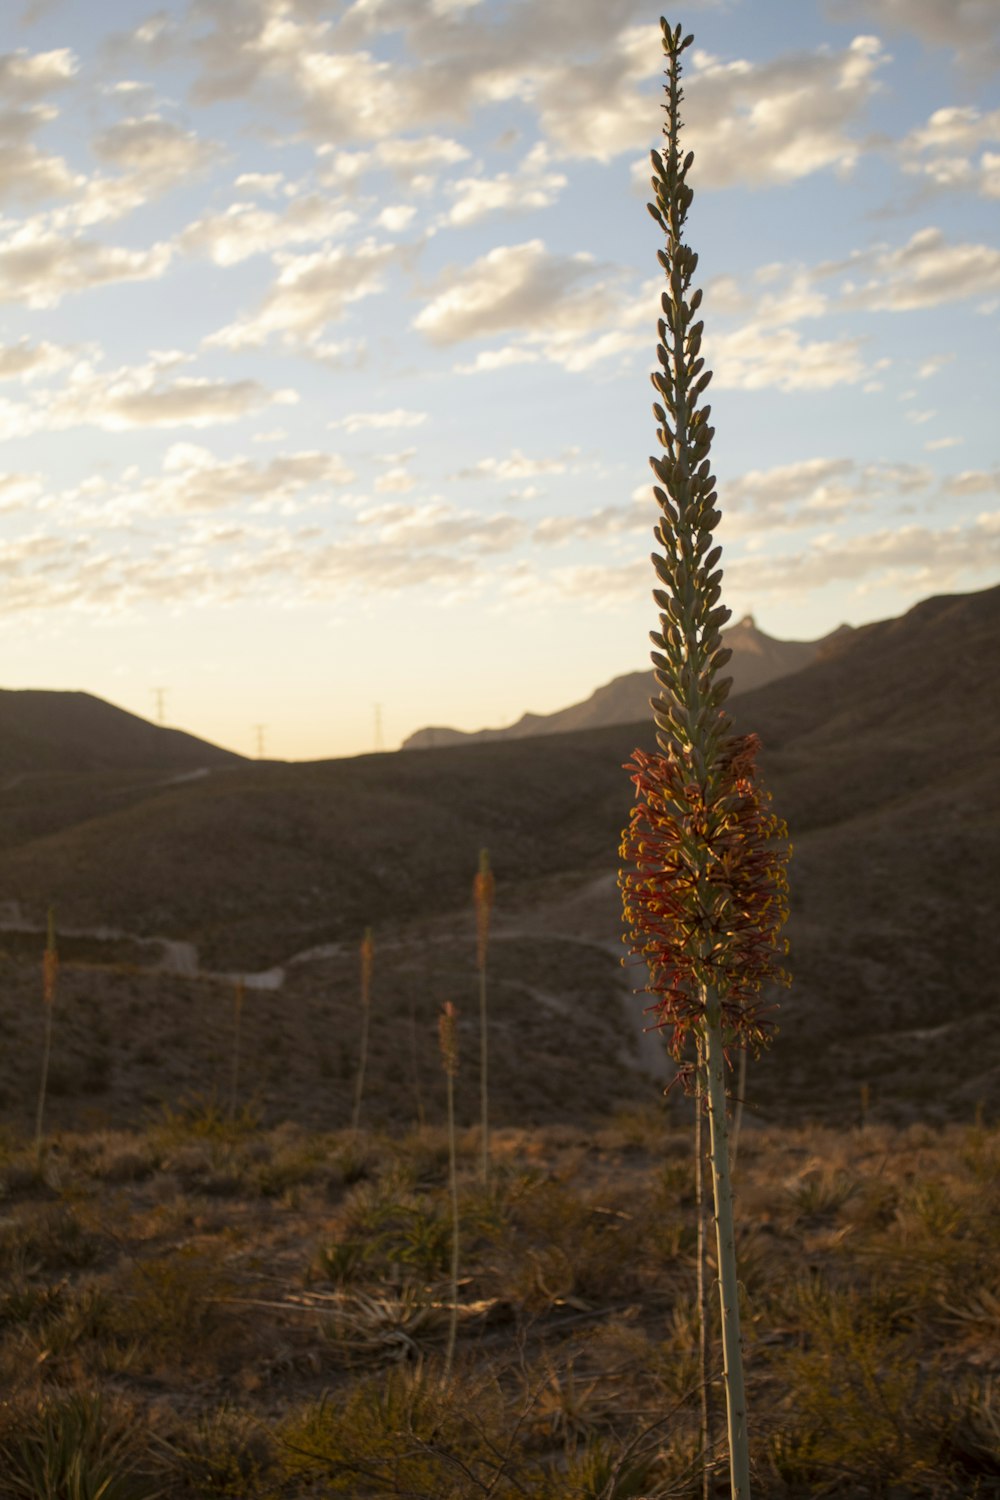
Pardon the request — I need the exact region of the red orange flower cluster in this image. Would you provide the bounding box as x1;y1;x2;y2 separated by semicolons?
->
473;849;494;972
619;733;791;1061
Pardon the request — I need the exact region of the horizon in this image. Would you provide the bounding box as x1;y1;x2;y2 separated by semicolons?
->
2;0;999;760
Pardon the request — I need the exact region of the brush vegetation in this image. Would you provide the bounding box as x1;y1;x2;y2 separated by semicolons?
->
0;1107;998;1497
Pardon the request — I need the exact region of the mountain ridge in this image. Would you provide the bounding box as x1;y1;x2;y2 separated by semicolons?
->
402;614;855;748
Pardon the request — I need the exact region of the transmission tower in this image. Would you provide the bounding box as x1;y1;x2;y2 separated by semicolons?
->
374;703;384;753
253;723;267;759
152;686;167;724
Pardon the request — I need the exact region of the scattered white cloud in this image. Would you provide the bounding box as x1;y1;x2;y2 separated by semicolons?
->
0;218;173;307
0;45;80;205
331;408;428;434
899;105;1000;198
354;498;525;554
916;352;954;378
0;354;297;441
90;113;223;189
455;448;573;481
136;444;355;513
924;435;962;450
842;227;1000;310
440;143;567;227
824;0;1000;73
942;468;1000;495
0;336;74;381
373;466;417;494
179;193;359;266
204;238;396;349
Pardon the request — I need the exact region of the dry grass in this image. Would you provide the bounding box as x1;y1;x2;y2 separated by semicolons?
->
0;1110;998;1497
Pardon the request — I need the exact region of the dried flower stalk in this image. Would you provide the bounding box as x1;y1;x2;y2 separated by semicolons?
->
438;1000;460;1378
34;906;59;1166
618;20;792;1499
473;848;494;1183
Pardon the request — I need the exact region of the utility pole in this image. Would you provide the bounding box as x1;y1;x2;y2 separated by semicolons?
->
152;687;167;724
374;703;384;752
253;724;267;759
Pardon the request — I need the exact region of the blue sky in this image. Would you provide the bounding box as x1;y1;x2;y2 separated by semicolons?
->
1;0;998;759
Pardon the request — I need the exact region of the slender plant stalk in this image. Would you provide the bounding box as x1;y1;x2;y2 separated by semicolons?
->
352;928;374;1134
474;849;494;1183
438;1001;460;1379
619;22;792;1499
695;1035;713;1499
34;906;58;1167
229;977;245;1118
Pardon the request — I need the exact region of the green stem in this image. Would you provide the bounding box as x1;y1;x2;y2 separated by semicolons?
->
701;994;751;1499
695;1034;713;1499
730;1045;747;1172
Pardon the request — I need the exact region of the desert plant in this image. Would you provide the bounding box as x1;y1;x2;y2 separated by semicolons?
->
618;20;792;1498
352;927;374;1134
474;848;495;1182
438;999;460;1377
34;906;59;1166
0;1389;156;1500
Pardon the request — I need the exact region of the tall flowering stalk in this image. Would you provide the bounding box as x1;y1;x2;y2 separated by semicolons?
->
618;21;791;1499
34;906;59;1166
438;1000;460;1379
351;927;374;1134
473;849;494;1183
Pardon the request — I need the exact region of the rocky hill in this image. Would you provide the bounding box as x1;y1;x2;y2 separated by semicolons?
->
402;614;853;748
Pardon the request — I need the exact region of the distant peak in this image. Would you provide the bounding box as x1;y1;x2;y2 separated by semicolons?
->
736;613;757;629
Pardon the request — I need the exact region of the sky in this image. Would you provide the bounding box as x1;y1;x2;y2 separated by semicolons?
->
0;0;998;761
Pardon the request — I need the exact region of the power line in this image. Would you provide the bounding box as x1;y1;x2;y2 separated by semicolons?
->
252;723;267;759
152;687;167;724
374;703;384;752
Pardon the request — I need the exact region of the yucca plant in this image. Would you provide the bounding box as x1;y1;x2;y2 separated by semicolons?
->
438;1000;460;1378
619;20;792;1499
352;927;375;1134
34;905;59;1167
473;849;495;1183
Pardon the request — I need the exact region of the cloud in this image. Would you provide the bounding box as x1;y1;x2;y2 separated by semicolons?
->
440;143;567;226
0;219;173;307
90;113;224;190
0;336;74;381
711;324;869;391
824;0;1000;73
331;408;428;434
941;469;1000;495
0;355;297;441
204;238;395;349
455;448;572;481
0;45;80;204
0;470;43;512
355;497;525;553
842;227;1000;309
898;105;1000;198
179;192;358;265
413;238;618;347
139;444;355;513
373;466;417;494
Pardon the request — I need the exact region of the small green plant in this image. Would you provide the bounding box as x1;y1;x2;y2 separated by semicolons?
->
0;1390;156;1500
352;927;374;1134
34;906;58;1167
439;999;460;1378
474;849;494;1182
